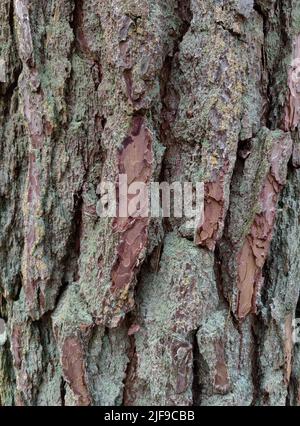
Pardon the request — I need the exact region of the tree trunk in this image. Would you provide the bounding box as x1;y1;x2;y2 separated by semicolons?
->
0;0;300;406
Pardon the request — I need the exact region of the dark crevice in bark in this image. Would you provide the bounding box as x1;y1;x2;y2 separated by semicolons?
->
253;1;267;19
100;115;107;131
255;0;293;130
250;316;262;406
157;0;193;236
60;376;66;406
154;241;164;273
71;189;84;282
70;0;84;52
122;313;138;406
31;314;59;405
273;0;292;130
8;0;14;36
70;0;102;88
192;330;202;406
0;298;8;323
296;294;300;318
218;138;248;316
177;0;192;36
286;386;291;406
0;337;16;406
216;22;242;38
8;0;22;82
158;0;193;133
91;60;103;90
214;242;241;334
51;188;84;312
0;68;22;117
63;61;75;129
276;0;290;49
214;244;230;309
262;166;294;310
195;351;210;406
253;1;272;129
11;273;22;302
261;244;274;309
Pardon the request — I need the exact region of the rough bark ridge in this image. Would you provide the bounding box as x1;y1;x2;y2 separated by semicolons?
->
0;0;300;406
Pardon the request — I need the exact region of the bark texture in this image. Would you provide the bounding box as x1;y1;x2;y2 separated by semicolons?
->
0;0;300;406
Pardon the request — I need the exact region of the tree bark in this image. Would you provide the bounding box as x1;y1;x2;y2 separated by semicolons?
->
0;0;300;406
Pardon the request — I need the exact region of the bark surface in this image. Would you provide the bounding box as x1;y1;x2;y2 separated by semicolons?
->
0;0;300;406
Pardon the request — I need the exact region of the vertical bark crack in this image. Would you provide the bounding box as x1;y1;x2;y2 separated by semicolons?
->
192;330;202;406
60;377;66;406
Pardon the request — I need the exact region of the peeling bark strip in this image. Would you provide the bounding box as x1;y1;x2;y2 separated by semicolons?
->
195;177;225;250
236;174;279;319
214;340;230;395
220;129;293;322
237;134;292;319
61;336;91;406
172;340;193;395
15;0;45;318
15;0;56;319
285;35;300;131
51;284;94;406
111;116;153;292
